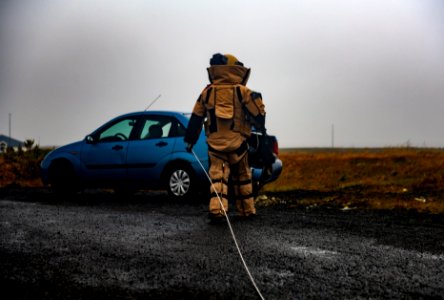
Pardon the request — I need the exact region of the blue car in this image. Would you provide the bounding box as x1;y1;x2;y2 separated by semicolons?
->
40;111;282;198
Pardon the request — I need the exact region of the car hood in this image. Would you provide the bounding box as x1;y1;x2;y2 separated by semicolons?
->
44;140;83;159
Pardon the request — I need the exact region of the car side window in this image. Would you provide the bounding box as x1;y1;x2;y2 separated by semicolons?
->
139;116;173;140
171;121;187;137
98;118;136;142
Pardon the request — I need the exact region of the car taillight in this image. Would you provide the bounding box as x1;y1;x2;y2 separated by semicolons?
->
273;140;279;156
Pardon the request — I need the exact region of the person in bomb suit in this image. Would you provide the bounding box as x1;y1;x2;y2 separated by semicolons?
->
184;53;266;221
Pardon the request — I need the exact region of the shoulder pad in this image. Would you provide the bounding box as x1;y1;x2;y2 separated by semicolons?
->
199;84;212;95
251;91;262;100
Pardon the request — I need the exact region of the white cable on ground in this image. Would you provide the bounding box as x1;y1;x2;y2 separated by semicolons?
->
191;149;265;300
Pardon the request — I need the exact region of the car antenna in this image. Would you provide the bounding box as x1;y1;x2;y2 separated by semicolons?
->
145;94;161;111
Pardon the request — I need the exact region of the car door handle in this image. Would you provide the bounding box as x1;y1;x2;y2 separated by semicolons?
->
112;145;124;151
155;141;168;147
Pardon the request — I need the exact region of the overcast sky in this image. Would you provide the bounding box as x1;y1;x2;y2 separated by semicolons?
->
1;0;444;148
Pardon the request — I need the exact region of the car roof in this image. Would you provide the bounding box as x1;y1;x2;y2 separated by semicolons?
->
117;110;190;118
107;111;192;122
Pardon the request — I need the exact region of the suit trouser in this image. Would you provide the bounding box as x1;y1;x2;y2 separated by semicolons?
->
208;150;256;217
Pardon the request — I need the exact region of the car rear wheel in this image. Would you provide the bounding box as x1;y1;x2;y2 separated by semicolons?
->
165;163;195;199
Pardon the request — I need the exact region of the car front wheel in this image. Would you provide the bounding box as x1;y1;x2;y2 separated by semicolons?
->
48;160;79;194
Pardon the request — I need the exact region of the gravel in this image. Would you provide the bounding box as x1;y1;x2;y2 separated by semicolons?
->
1;189;443;299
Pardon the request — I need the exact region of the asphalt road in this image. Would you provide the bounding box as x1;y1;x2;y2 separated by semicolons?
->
1;189;443;299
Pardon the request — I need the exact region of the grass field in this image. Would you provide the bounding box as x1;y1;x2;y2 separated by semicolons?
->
260;147;444;214
1;147;444;214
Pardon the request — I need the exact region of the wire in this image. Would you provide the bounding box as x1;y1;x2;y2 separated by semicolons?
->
191;149;265;300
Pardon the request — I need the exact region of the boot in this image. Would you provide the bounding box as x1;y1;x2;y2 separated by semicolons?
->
209;197;228;216
236;198;257;218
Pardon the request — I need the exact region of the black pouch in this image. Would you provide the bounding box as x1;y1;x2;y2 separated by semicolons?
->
248;133;275;168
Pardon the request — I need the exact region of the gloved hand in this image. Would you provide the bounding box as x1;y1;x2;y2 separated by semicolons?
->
185;143;193;153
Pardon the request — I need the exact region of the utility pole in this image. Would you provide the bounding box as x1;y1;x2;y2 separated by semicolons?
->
8;113;12;146
331;123;335;148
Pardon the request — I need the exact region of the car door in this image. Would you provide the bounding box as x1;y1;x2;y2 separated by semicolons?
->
126;115;177;186
80;117;137;184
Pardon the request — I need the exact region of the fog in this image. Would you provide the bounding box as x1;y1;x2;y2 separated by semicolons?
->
1;0;444;147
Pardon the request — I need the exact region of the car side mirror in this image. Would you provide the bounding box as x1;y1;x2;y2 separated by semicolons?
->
85;135;97;144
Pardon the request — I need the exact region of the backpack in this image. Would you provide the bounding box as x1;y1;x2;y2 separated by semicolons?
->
203;84;250;136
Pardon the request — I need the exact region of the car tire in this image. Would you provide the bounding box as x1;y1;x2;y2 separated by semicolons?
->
48;160;79;195
165;163;196;200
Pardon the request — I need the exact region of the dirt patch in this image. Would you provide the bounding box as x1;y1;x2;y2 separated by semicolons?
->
266;148;444;213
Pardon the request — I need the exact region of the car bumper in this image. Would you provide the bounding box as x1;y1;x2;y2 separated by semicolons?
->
251;158;283;185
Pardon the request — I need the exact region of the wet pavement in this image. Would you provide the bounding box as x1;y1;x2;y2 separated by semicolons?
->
1;189;443;299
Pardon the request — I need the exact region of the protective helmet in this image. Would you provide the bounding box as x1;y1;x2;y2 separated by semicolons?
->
209;53;244;66
224;54;244;66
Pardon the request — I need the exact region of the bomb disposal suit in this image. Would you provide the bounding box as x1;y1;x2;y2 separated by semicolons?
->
184;53;266;220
